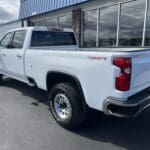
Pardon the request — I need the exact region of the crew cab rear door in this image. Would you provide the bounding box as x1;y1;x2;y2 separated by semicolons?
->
0;30;26;81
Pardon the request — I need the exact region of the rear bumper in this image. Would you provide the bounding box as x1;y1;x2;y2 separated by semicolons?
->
103;88;150;117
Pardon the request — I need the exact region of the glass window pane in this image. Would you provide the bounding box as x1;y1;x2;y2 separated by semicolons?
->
99;5;118;47
84;9;98;47
45;18;58;27
119;0;145;46
145;1;150;46
0;32;13;48
12;31;26;49
59;15;72;28
38;20;45;26
31;31;76;47
32;21;38;26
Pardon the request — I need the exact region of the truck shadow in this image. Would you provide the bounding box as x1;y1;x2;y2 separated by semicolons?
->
2;78;150;150
2;77;48;105
76;111;150;150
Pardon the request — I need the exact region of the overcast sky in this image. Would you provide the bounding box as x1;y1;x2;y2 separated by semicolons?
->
0;0;20;24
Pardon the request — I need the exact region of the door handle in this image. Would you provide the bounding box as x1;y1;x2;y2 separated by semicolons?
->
16;55;22;59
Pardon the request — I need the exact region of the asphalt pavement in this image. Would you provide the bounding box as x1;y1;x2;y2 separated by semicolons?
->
0;78;150;150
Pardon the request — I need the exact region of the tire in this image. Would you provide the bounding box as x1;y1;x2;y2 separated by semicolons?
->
48;82;88;129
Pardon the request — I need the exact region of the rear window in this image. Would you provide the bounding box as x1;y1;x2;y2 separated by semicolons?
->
31;31;76;47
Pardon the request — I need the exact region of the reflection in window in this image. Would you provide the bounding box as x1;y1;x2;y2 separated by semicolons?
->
0;32;13;48
84;9;98;47
119;0;145;46
45;18;58;27
59;15;72;28
99;5;118;47
38;20;45;26
31;31;76;47
145;1;150;46
31;21;38;26
12;31;26;49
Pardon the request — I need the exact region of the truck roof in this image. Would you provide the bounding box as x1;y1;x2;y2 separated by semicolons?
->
7;27;74;33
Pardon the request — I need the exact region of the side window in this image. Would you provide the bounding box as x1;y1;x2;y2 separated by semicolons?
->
12;31;26;49
0;32;13;48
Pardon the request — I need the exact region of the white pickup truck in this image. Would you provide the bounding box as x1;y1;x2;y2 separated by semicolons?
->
0;27;150;129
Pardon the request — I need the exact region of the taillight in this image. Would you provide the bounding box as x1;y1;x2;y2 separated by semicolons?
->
113;58;132;91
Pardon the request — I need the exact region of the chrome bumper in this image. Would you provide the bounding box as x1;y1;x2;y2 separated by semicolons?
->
103;88;150;117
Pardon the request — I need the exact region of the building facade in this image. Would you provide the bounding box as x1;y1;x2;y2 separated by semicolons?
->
0;20;22;39
20;0;150;47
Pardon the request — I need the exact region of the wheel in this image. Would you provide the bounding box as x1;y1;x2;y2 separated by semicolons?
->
48;82;88;129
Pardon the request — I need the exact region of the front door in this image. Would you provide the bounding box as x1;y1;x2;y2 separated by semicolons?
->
0;30;27;81
0;32;14;73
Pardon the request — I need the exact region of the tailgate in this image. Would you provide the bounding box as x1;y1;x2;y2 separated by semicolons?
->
131;51;150;90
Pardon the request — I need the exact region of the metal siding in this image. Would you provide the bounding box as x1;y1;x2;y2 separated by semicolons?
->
20;0;88;18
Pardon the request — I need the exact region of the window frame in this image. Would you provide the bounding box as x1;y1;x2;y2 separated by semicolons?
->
83;4;120;48
143;0;149;47
83;0;150;48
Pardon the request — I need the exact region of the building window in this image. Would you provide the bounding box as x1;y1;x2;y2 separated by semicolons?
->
58;15;72;28
83;9;98;47
119;0;145;46
45;18;58;27
31;15;72;28
83;0;149;48
31;21;38;26
145;0;150;46
99;5;118;47
38;20;45;26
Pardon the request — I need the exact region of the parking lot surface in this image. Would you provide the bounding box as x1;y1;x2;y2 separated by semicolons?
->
0;78;150;150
